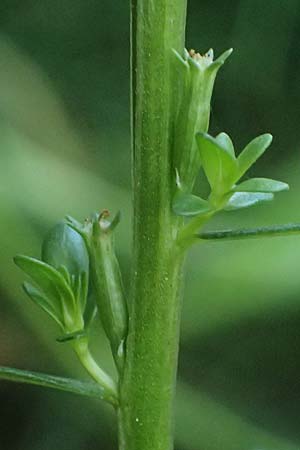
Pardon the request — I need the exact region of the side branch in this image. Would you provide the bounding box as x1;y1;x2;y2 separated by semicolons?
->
197;223;300;241
0;366;117;405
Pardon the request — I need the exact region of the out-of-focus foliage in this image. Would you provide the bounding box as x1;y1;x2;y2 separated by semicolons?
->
0;1;300;449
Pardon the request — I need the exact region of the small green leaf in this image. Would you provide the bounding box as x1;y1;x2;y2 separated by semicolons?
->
14;255;75;314
23;282;64;328
233;178;289;193
215;132;235;158
225;192;274;211
173;191;211;217
237;134;273;179
196;132;238;194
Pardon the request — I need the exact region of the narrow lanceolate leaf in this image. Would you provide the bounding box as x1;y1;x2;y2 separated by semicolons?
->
23;282;64;328
233;177;289;193
14;255;75;314
215;132;235;158
196;133;238;194
225;192;274;210
172;191;211;217
237;134;273;179
0;366;116;405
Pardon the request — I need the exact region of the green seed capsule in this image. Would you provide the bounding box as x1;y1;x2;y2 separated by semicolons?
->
89;213;128;372
67;212;128;372
173;48;233;192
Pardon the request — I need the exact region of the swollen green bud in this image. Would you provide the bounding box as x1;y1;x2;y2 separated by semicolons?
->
42;222;89;279
14;222;90;337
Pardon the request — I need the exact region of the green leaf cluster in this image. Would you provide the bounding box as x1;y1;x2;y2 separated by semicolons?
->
173;131;288;219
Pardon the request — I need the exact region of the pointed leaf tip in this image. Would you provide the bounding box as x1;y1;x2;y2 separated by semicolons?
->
237;133;273;180
215;132;235;158
172;48;189;69
234;178;289;193
208;48;233;71
14;254;75;318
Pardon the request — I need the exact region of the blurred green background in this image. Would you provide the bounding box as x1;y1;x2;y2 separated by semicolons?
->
0;1;300;449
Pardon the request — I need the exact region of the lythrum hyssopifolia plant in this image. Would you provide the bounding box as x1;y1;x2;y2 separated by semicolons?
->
1;1;300;449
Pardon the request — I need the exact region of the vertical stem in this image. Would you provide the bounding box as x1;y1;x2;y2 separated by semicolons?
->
119;1;187;449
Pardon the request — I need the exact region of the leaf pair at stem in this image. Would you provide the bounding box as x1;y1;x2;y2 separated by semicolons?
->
172;48;289;243
14;211;128;404
174;132;288;217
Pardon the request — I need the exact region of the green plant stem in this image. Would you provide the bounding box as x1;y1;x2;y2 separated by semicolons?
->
118;1;187;450
0;366;110;401
72;338;118;405
197;223;300;241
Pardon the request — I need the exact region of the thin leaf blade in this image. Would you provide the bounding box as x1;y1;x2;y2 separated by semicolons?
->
225;192;274;211
234;177;289;193
14;255;75;314
237;134;273;179
196;132;238;193
23;281;64;327
173;191;211;217
215;132;235;158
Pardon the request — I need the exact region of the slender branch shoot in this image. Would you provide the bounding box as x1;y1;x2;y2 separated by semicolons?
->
72;338;118;403
0;366;117;405
197;223;300;241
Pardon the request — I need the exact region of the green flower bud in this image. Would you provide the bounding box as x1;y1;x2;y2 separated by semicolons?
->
42;222;89;279
14;223;89;337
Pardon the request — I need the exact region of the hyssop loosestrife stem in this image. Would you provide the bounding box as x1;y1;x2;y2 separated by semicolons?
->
119;1;187;450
